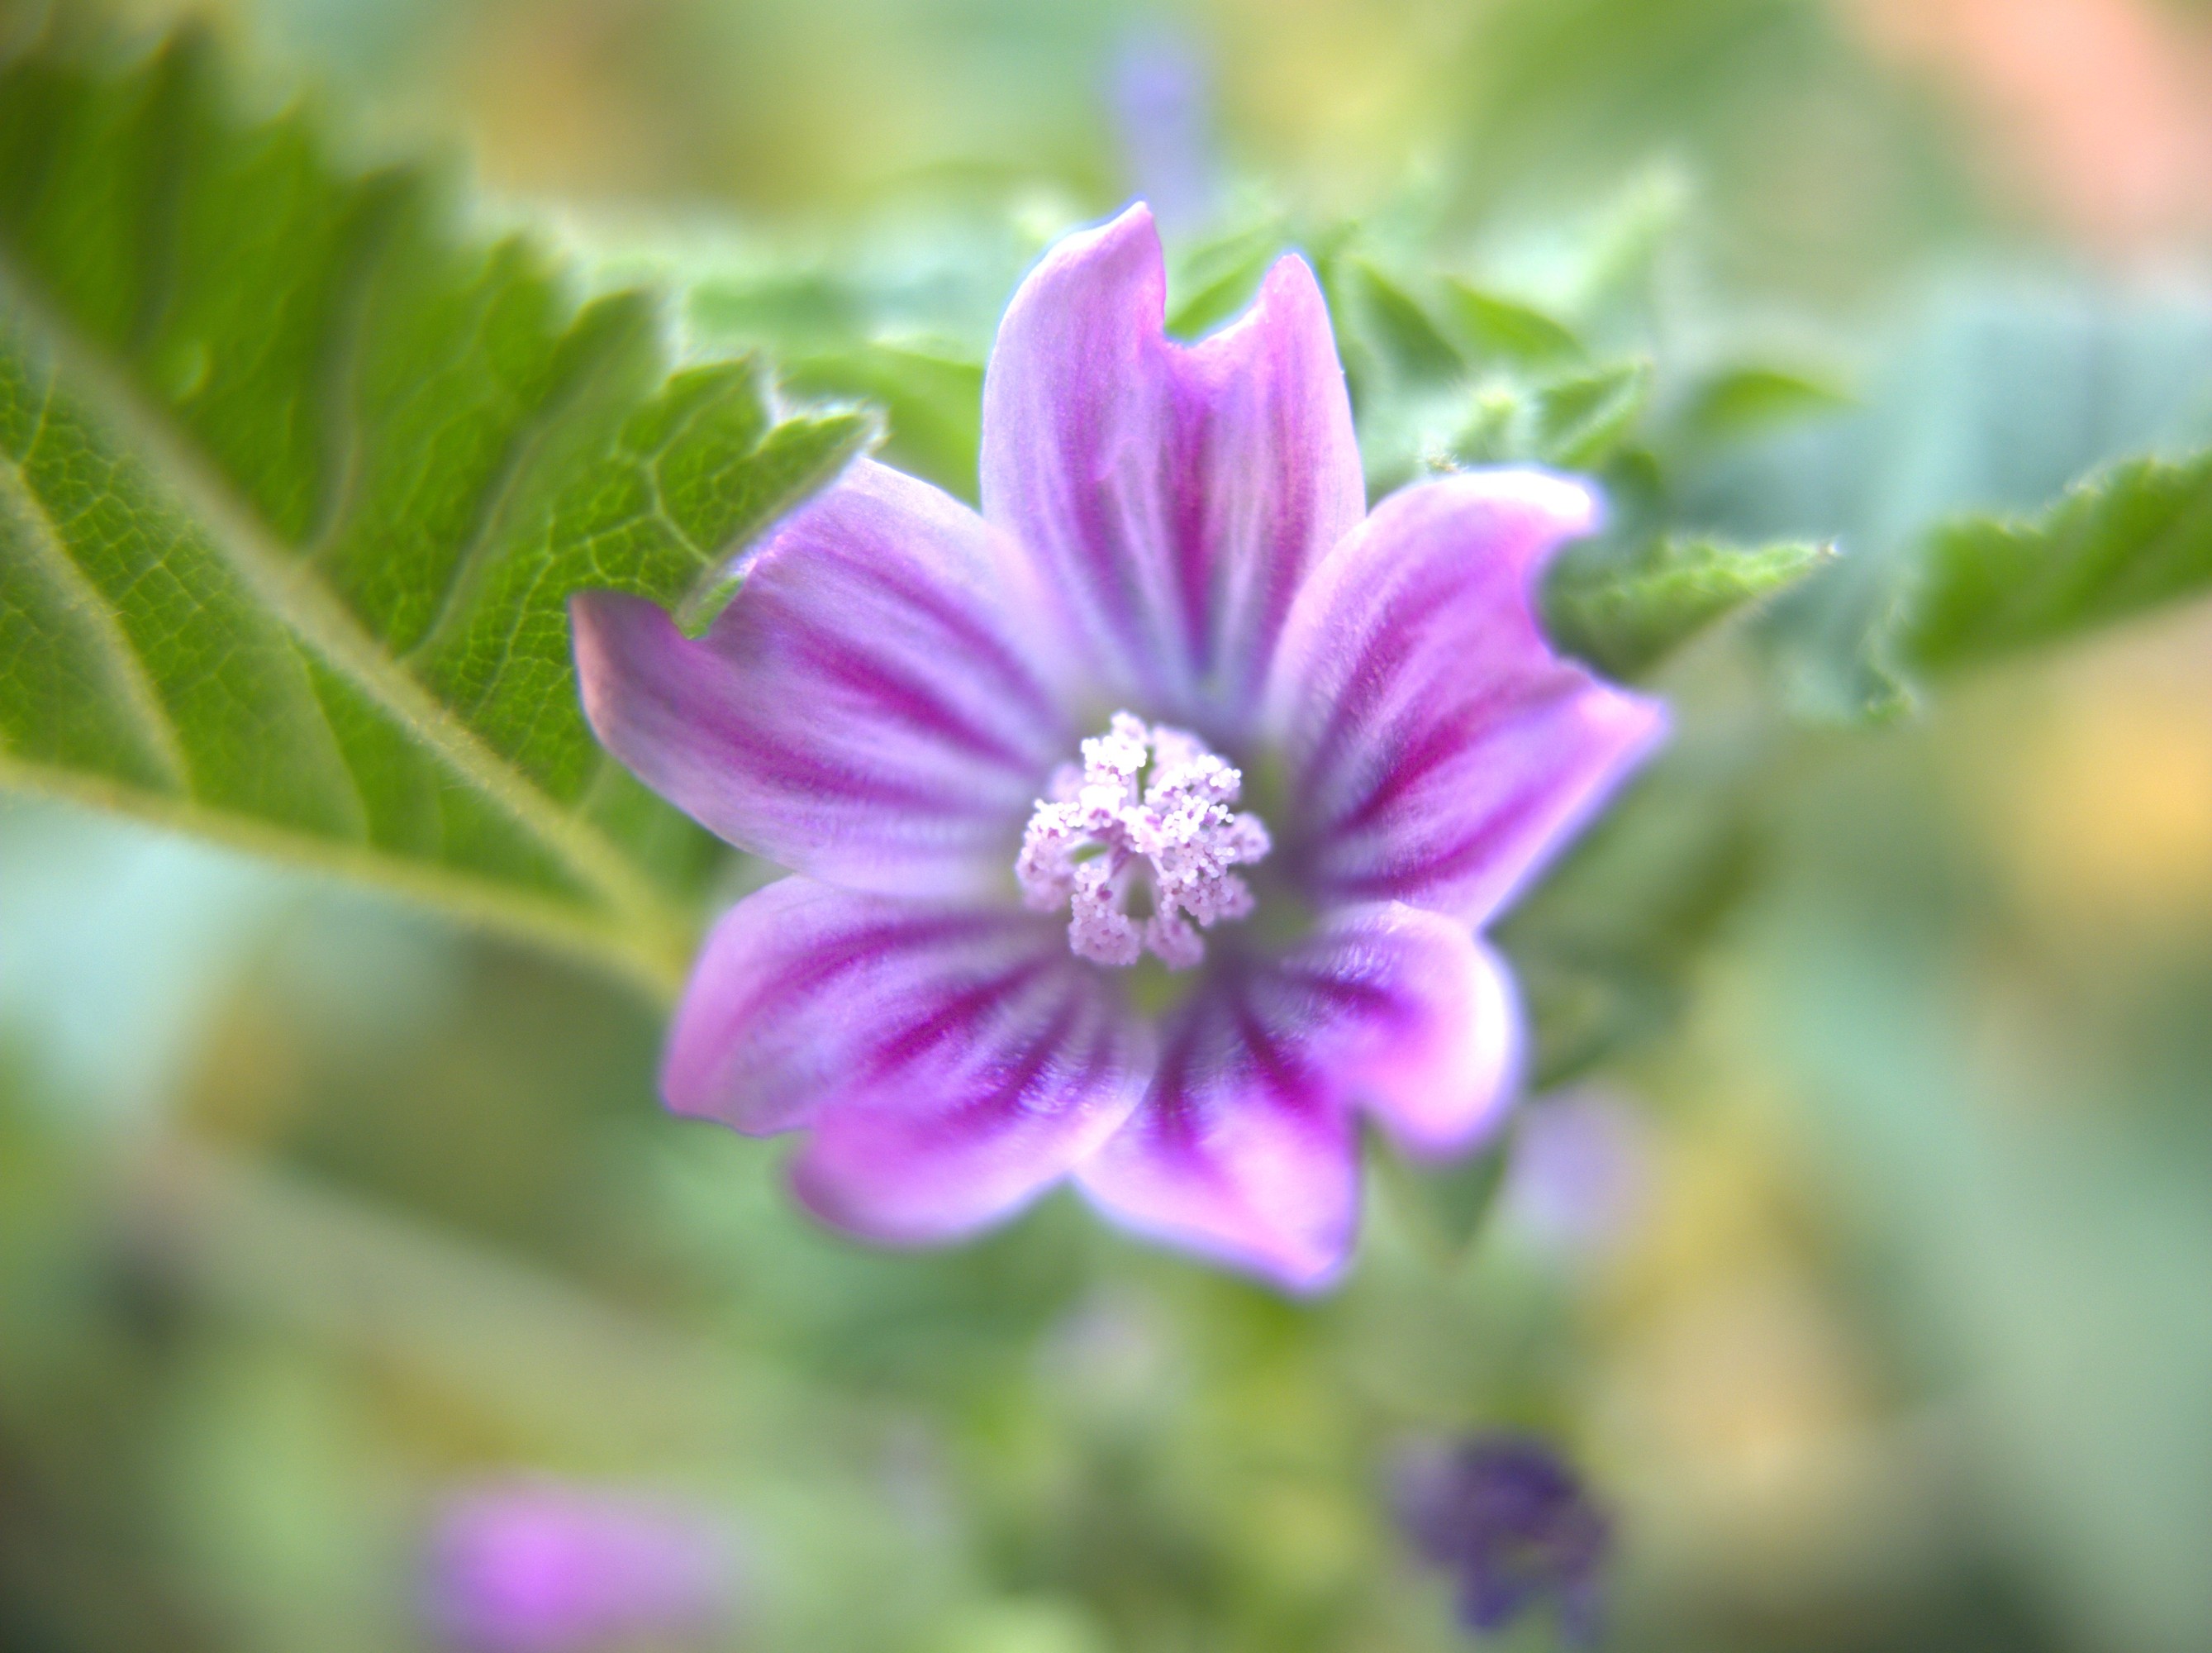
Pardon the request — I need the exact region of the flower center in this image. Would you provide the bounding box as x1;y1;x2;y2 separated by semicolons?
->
1016;712;1272;970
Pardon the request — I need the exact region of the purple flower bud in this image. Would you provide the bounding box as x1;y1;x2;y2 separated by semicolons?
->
422;1480;738;1653
1395;1435;1611;1646
1107;26;1220;233
1500;1090;1654;1263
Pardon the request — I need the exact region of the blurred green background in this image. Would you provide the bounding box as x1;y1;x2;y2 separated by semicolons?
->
7;0;2212;1649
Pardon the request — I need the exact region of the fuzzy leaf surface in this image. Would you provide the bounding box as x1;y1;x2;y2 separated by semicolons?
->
1897;454;2212;674
0;25;871;988
1545;534;1830;680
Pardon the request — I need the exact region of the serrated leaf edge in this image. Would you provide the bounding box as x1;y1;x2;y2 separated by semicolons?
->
0;247;701;987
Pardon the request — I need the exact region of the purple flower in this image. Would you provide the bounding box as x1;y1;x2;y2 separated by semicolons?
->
572;204;1665;1291
1395;1434;1611;1645
422;1480;736;1653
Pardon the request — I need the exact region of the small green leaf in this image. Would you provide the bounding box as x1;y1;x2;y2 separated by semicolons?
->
687;270;868;348
778;341;982;503
1707;285;2212;724
1439;279;1585;370
1498;755;1762;1089
1529;359;1651;469
1545;535;1831;679
1897;451;2212;674
1674;364;1852;447
682;270;982;499
1444;386;1527;467
1423;358;1653;478
0;24;871;991
1377;1136;1510;1264
1344;259;1465;385
1165;221;1285;336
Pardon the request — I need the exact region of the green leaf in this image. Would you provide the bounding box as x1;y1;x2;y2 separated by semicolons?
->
777;341;982;503
1528;358;1651;469
1385;356;1653;486
682;265;988;500
1896;452;2212;675
1342;259;1465;385
1544;534;1831;679
1673;363;1852;448
1164;220;1286;336
1375;1135;1510;1264
1700;283;2212;722
0;24;871;992
1497;751;1763;1089
1439;279;1585;371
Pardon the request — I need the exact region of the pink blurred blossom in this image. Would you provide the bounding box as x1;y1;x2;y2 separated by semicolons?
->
422;1480;737;1653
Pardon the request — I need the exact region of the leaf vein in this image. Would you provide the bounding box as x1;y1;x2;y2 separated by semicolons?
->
396;306;640;669
0;436;191;789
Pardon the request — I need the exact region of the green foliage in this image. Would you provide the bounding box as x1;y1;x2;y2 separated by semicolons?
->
1295;233;1664;490
780;342;983;502
1545;533;1830;680
1375;1135;1510;1263
1673;363;1852;449
1747;441;2212;724
1439;279;1585;371
1897;452;2212;675
0;21;871;991
1166;219;1321;337
688;271;987;498
1520;357;1653;469
1701;283;2212;720
1497;749;1766;1089
1339;259;1467;386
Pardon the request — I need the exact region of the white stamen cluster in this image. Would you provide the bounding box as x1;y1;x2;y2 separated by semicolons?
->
1017;712;1272;970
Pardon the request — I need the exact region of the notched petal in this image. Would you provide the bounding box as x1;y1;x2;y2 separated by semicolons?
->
1266;469;1667;925
981;203;1363;727
1071;903;1522;1289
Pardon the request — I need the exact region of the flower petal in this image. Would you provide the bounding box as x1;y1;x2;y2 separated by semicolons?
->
1296;903;1523;1160
1265;470;1668;924
573;460;1069;897
664;878;1146;1243
1072;903;1510;1289
1074;990;1356;1293
980;202;1363;731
